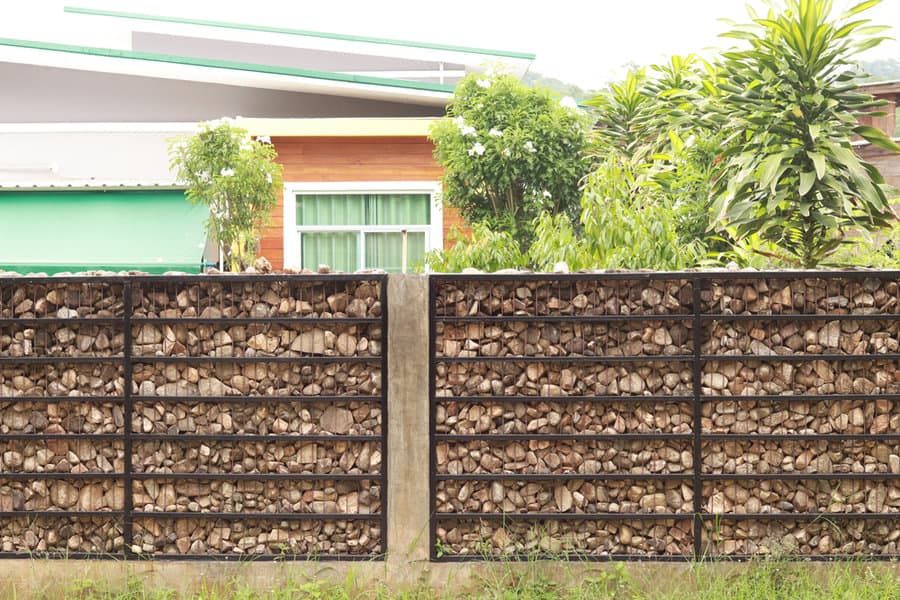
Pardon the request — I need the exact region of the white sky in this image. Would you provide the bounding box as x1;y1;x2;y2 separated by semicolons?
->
7;0;900;90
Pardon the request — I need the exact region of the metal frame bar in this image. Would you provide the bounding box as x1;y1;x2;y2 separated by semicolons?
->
0;274;387;561
428;273;900;562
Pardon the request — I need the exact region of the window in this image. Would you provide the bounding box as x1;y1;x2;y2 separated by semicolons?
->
283;182;441;273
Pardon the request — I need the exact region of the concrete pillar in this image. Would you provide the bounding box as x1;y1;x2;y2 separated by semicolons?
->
385;274;431;576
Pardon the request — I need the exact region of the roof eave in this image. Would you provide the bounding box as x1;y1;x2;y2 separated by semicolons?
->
0;43;453;107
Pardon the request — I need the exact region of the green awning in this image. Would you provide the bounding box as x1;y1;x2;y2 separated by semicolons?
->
0;190;208;274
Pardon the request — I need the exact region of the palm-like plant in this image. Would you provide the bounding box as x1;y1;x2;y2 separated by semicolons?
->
712;0;899;268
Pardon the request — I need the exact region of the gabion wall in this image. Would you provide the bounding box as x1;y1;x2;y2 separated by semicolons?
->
431;273;900;559
0;274;385;559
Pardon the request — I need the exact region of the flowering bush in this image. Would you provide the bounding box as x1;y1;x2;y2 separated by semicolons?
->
429;70;591;250
169;119;283;271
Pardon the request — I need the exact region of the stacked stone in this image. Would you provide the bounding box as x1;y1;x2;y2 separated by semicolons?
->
132;517;380;555
131;400;381;436
701;276;900;556
0;275;384;556
134;439;380;475
435;518;692;557
704;519;898;556
0;516;123;553
1;281;126;553
133;479;380;515
434;278;696;556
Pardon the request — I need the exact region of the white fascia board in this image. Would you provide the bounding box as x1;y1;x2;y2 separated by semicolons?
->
0;46;451;106
0;180;180;189
116;19;533;76
0;122;197;133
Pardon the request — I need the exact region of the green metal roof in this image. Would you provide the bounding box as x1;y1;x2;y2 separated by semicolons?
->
0;190;208;275
64;6;536;60
0;37;456;94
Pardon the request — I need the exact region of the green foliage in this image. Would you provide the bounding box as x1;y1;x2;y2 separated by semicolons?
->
425;223;525;272
578;156;708;270
169;119;283;272
429;71;591;249
712;0;899;268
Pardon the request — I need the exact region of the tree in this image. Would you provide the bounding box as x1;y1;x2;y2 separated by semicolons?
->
169;119;283;272
712;0;899;267
429;71;591;250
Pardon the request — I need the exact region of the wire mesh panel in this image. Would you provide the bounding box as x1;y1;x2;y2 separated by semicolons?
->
0;274;387;560
430;272;900;561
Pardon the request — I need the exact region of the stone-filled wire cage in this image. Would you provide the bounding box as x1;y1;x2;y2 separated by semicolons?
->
430;272;900;560
0;274;386;560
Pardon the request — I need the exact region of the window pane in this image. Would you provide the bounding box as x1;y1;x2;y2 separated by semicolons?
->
301;232;358;272
367;194;430;225
296;194;365;225
365;232;425;273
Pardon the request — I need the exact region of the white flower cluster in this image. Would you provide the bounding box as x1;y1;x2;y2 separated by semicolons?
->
468;142;486;156
220;168;235;177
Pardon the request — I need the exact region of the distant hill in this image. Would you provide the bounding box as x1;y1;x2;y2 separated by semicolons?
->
859;58;900;81
523;71;598;101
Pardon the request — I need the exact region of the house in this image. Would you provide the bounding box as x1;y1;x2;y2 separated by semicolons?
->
0;6;534;273
856;80;900;190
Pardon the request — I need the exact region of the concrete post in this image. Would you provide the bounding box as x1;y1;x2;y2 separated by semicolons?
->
385;274;431;576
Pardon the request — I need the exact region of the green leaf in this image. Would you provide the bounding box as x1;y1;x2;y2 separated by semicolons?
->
759;153;785;189
809;152;827;179
853;125;900;152
799;171;816;196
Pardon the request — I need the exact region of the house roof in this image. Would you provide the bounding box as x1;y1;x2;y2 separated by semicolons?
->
858;80;900;98
0;37;454;105
0;5;536;109
64;6;536;61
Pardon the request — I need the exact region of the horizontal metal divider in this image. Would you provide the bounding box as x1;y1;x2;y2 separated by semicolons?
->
436;355;693;364
0;434;380;442
0;510;123;518
700;313;900;322
0;273;386;284
700;433;900;441
436;353;900;363
435;314;694;323
434;553;899;563
130;317;381;325
435;472;900;481
435;433;692;442
699;512;900;520
434;392;900;402
435;512;693;521
431;270;900;282
436;313;900;323
0;356;125;364
131;434;379;442
133;472;380;480
435;473;693;481
0;551;381;562
0;356;382;364
131;355;381;364
131;394;382;403
434;395;694;403
0;472;123;480
133;512;381;521
434;512;900;521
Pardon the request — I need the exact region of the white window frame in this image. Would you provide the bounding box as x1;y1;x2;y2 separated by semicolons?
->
283;181;443;272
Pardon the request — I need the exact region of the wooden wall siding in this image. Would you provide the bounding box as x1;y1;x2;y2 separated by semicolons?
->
260;136;443;270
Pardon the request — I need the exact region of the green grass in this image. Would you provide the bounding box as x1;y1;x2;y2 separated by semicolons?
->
2;559;898;600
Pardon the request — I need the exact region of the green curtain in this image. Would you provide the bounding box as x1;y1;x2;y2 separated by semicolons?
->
366;232;425;272
301;232;358;272
296;193;430;272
